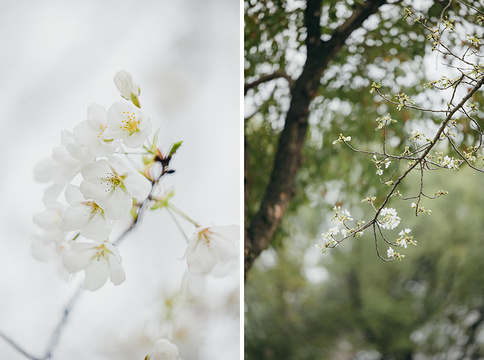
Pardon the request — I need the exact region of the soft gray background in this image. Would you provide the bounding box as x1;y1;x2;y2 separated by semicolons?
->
0;0;240;359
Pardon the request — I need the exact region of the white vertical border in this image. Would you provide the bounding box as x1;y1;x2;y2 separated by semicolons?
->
239;0;245;358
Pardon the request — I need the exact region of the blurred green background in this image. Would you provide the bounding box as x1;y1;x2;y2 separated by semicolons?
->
246;168;484;359
245;1;484;359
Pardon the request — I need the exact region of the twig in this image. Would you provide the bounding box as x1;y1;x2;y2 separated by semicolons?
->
0;331;41;360
42;285;83;360
244;71;294;95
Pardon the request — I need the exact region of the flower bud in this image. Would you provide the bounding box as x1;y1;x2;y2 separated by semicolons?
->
145;339;179;360
113;70;141;107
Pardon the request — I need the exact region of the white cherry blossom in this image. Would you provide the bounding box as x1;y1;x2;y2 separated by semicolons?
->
103;102;152;148
80;158;151;219
60;185;112;241
52;130;95;179
113;70;140;101
33;201;65;231
73;103;119;157
62;241;126;291
31;229;68;262
182;225;239;276
145;339;179;360
379;207;401;230
387;246;405;260
387;247;395;258
34;158;66;184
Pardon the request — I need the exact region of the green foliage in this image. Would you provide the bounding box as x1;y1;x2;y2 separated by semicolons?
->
246;0;484;357
245;0;484;249
246;169;484;359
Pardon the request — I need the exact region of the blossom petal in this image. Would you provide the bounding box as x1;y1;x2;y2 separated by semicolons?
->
62;248;94;273
60;204;91;231
108;257;126;286
31;239;58;262
81;212;111;241
123;171;151;200
34;209;63;230
84;262;109;291
101;187;133;220
64;185;85;204
80;180;111;202
81;160;111;181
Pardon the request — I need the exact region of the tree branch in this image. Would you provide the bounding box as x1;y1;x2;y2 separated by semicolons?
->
244;71;294;95
0;332;41;360
42;285;83;360
245;0;387;277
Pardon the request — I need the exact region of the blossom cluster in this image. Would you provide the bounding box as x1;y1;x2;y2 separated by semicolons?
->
32;70;239;359
317;202;417;261
33;70;240;296
33;71;153;290
316;206;365;253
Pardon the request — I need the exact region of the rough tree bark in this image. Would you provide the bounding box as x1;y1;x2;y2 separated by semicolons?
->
245;0;388;278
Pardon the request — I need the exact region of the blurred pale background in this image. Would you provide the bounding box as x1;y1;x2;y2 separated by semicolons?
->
0;0;240;359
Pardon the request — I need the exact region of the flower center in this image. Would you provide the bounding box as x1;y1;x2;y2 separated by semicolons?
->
101;172;125;192
92;244;108;261
97;124;107;138
121;111;140;135
199;229;211;245
87;201;104;218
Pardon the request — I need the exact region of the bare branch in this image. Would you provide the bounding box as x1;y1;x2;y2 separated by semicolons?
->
0;332;41;360
244;71;294;95
42;285;83;360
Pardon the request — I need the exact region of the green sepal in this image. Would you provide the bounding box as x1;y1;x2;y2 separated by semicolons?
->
151;190;175;210
168;141;183;158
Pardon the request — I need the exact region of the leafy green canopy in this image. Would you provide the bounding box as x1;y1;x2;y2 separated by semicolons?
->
245;0;483;249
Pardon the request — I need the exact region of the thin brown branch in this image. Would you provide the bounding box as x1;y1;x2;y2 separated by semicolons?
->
350;76;484;249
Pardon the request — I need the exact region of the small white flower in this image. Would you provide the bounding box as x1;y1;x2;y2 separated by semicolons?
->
52;130;95;180
441;155;460;169
409;129;424;141
113;70;140;101
145;339;179;360
387;247;395;258
331;206;353;225
80;158;151;220
396;228;416;248
322;226;339;240
60;185;112;241
379;208;401;230
182;225;239;276
33;201;65;231
103;102;152;148
31;230;71;280
62;241;126;291
31;229;68;262
332;134;351;144
34;158;66;184
73;103;119;157
387;246;405;260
